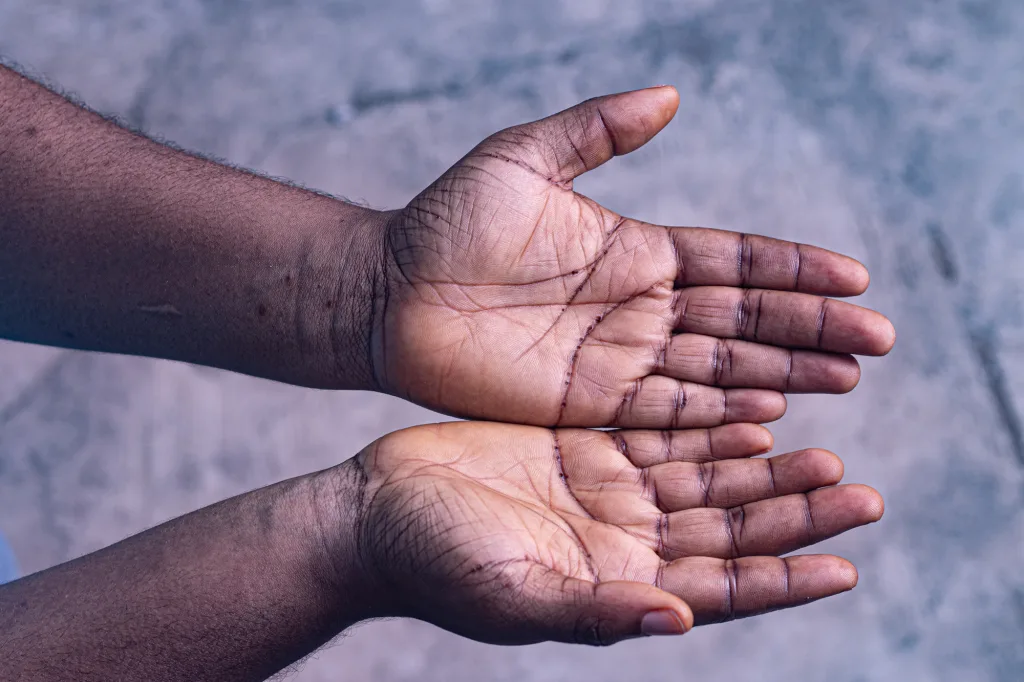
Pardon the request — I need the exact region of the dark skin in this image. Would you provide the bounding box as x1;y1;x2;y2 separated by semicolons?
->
0;65;893;678
0;422;883;681
0;66;894;427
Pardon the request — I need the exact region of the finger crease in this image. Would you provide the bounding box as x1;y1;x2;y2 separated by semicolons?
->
765;458;779;497
816;299;829;349
698;462;714;507
724;559;739;621
673;289;687;332
656;513;668;557
752;291;764;341
793;243;804;290
668;228;684;290
636;465;654;506
704;428;716;461
594;106;620;156
737;233;754;286
802;493;817;543
784;348;794;392
672;384;688;428
612;432;631;460
661;430;673;465
726;507;744;558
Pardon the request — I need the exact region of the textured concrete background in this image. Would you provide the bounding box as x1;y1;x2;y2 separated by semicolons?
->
1;1;1022;680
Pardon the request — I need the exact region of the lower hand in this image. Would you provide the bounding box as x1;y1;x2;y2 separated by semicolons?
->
338;421;883;645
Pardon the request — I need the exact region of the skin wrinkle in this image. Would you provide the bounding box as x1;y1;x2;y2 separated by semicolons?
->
637;466;656;507
373;455;594;585
556;288;644;425
660;430;674;466
593;107;620;158
611;431;631;461
710;336;721;385
611;377;642;426
816;299;830;349
736;289;761;341
783;348;794;392
765;458;780;498
376;256;393;391
656;512;669;559
726;506;745;558
737;232;754;286
293;240;313;367
721;382;731;424
793;243;804;291
562;115;591;180
702;428;715;462
802;493;818;544
474;149;571;191
724;559;739;622
671;384;687;428
509;211;632;363
698;461;715;508
513;190;553;269
550;431;597;523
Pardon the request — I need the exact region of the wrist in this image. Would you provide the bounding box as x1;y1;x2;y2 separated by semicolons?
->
305;456;394;626
289;200;393;392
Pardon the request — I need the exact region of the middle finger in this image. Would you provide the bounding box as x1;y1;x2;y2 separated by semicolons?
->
674;287;895;355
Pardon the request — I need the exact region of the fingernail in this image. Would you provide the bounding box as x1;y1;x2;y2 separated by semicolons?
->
641;609;687;636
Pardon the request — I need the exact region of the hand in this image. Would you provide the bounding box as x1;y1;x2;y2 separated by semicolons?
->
372;86;895;427
346;421;883;645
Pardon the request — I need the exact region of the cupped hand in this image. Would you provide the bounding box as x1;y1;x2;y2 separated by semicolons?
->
374;86;895;427
348;421;883;646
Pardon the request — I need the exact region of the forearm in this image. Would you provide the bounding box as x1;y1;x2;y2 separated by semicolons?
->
0;460;373;682
0;64;385;389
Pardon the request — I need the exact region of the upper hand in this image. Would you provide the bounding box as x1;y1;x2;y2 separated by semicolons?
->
373;86;895;427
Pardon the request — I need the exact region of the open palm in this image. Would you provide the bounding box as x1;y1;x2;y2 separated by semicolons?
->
353;421;883;645
375;86;895;427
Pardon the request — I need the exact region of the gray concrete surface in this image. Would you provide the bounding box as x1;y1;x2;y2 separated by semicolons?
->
1;1;1022;680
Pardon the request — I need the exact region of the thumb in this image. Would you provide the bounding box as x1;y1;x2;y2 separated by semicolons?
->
529;569;693;646
484;86;679;187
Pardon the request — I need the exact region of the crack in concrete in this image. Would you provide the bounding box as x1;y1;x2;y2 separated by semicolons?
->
970;328;1024;466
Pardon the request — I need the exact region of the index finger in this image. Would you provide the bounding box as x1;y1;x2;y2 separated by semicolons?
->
668;227;871;296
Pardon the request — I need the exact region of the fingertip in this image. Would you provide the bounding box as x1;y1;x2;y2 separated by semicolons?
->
768;392;788;422
865;487;885;522
876;318;897;355
847;259;871;296
805;448;845;485
833;557;859;591
788;554;859;596
841;308;896;357
831;355;862;393
845;483;885;523
678;600;695;631
606;86;680;153
752;424;775;455
646;84;681;113
713;423;775;457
